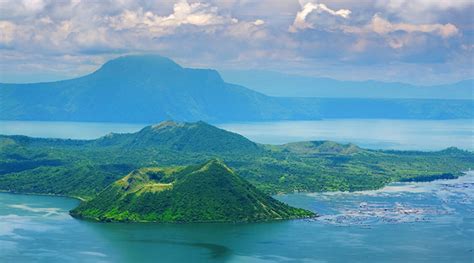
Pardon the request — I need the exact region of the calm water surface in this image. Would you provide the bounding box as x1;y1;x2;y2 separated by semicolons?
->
0;119;472;150
219;119;474;150
1;173;473;262
0;120;473;262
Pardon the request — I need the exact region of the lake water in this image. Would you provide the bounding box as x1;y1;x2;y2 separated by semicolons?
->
0;120;473;262
1;173;473;262
219;119;474;151
0;119;473;150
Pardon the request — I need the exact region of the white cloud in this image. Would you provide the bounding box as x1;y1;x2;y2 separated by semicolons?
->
107;1;236;36
289;1;351;32
0;0;269;54
381;0;472;11
288;1;460;49
370;14;458;39
342;14;459;49
253;19;265;26
0;21;16;45
0;0;472;85
225;20;267;41
376;0;473;22
0;0;47;19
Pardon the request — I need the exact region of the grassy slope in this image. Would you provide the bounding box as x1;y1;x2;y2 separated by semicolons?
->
70;160;314;222
0;122;472;200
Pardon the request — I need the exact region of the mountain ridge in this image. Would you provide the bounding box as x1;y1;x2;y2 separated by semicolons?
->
1;120;473;199
220;69;474;100
1;54;472;122
94;120;262;154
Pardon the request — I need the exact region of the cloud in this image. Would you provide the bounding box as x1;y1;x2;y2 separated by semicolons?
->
370;14;459;39
253;19;265;26
0;0;47;19
381;0;472;11
289;1;351;32
0;0;268;54
0;21;16;45
225;20;267;41
376;0;473;23
0;0;472;85
107;1;236;35
343;14;459;49
288;1;460;50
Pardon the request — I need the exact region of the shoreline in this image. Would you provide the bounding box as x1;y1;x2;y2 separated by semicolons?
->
2;170;472;201
1;171;471;225
274;170;473;196
0;189;86;202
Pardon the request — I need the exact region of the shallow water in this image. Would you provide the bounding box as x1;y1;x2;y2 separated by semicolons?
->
1;119;472;150
1;172;473;262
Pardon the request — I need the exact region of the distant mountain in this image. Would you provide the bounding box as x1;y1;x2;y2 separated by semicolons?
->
1;55;472;122
281;141;361;155
0;55;293;123
70;159;314;223
220;70;474;100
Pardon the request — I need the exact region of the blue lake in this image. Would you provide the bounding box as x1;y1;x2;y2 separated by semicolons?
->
0;120;473;262
1;173;473;262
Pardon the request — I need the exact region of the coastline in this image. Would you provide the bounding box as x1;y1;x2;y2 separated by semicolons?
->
2;170;472;204
0;189;86;202
1;171;472;224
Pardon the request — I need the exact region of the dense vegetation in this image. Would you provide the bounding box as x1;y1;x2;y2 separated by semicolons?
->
1;55;472;123
70;159;314;223
0;121;472;201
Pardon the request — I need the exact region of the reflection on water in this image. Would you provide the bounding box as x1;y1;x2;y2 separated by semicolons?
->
0;172;473;262
130;239;232;260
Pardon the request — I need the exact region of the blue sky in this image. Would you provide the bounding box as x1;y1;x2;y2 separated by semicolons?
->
0;0;473;85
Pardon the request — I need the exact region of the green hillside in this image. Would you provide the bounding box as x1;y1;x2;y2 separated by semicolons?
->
70;160;314;223
94;120;262;154
0;121;472;200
